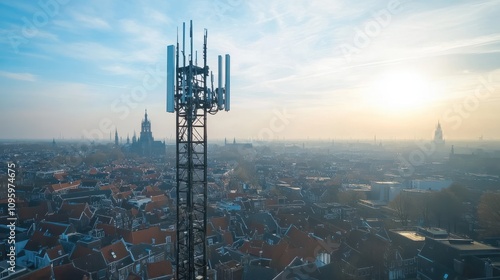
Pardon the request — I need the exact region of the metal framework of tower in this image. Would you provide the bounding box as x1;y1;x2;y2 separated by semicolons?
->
166;20;230;280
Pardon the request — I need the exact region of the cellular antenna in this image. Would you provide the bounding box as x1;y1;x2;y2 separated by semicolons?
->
165;20;232;280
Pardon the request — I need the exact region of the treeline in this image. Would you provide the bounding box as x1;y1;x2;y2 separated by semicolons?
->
390;184;500;238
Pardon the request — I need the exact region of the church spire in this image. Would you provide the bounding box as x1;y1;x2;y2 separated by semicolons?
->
434;121;444;145
115;129;119;146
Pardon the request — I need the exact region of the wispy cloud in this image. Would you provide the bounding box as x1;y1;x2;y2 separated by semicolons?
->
1;0;499;139
100;64;140;76
72;13;111;30
0;71;36;81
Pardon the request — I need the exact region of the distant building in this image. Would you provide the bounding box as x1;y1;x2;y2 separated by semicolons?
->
224;137;252;149
418;237;500;279
114;129;119;146
129;110;165;157
434;121;445;147
411;179;452;191
370;181;402;202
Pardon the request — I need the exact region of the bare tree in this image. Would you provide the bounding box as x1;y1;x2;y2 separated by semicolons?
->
478;192;500;237
390;192;411;226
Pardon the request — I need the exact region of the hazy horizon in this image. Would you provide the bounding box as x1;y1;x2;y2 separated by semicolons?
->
1;0;499;140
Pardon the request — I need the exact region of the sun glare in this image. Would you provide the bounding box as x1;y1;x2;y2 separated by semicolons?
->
364;71;434;112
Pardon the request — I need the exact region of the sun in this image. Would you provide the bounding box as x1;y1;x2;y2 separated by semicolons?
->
364;71;434;112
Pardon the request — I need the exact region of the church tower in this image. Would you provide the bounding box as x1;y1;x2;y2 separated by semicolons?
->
115;129;119;146
140;109;153;143
128;109;165;157
434;121;444;145
433;121;446;156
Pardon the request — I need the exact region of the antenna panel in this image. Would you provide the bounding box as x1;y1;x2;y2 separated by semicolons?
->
166;45;175;113
225;54;231;111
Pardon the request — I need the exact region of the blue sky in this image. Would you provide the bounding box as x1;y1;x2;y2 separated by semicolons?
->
1;0;499;141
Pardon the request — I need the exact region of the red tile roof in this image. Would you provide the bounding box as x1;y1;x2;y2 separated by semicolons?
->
18;202;50;222
24;231;60;252
120;227;175;245
96;223;118;237
126;273;142;280
18;265;52;280
147;260;173;279
100;184;119;193
222;230;234;245
46;244;66;260
144;196;169;213
38;221;72;236
70;244;94;260
54;263;88;280
239;240;265;256
100;239;130;263
249;222;266;235
210;216;230;231
48;180;81;193
60;202;92;220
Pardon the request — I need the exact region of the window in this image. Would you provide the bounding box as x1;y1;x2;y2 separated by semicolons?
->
135;263;140;273
166;236;171;243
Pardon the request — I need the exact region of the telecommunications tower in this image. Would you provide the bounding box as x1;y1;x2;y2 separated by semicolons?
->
166;20;231;280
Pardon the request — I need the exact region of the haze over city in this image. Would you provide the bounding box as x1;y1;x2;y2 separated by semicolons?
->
1;0;500;140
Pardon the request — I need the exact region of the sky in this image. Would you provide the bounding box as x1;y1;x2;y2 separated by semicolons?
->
1;0;500;141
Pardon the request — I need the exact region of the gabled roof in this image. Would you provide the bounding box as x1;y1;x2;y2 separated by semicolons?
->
144;196;169;213
46;244;66;260
18;201;51;222
239;240;264;256
93;214;114;225
60;202;93;220
44;213;70;224
275;213;309;230
244;212;279;233
70;244;94;260
222;230;234;245
54;263;88;280
24;231;61;252
116;191;133;200
17;265;52;280
100;184;119;194
38;221;73;236
147;260;173;279
73;251;107;273
48;180;81;193
262;240;288;261
126;273;142;280
210;216;230;231
100;239;130;263
119;226;175;245
96;223;119;237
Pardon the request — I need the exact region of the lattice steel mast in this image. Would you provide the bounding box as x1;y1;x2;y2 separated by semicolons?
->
166;20;230;280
